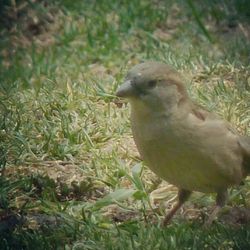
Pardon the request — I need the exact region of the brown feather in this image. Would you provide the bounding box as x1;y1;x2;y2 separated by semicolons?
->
239;136;250;174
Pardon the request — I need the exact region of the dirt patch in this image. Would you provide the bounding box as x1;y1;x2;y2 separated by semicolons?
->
0;0;64;70
3;160;107;203
220;207;250;226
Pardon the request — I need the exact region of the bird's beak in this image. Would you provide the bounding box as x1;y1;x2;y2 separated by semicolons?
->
116;80;135;98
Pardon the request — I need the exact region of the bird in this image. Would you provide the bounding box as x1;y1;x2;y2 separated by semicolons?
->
116;61;250;226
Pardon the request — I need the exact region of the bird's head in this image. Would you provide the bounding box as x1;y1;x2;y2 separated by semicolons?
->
116;61;188;111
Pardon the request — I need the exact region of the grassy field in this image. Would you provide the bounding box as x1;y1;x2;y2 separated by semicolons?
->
1;0;250;249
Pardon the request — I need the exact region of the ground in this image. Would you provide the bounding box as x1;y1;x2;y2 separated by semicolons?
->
0;0;250;249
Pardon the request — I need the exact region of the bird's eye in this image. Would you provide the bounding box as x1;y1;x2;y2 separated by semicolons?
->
147;80;157;88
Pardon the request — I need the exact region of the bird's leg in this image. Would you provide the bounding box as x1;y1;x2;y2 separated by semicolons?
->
162;189;191;226
204;190;228;227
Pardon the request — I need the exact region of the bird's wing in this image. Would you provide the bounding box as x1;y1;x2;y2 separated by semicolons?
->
239;136;250;174
191;103;238;134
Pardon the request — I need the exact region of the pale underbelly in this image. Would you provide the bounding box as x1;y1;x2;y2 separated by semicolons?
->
131;113;242;193
139;142;238;193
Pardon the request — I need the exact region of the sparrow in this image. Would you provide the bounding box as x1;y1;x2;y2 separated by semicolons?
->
116;61;250;226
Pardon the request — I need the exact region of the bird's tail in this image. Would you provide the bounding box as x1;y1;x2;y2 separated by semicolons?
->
239;136;250;175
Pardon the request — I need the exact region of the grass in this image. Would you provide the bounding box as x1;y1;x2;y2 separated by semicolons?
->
0;0;250;249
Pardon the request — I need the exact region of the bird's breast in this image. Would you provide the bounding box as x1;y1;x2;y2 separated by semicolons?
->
131;112;242;193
